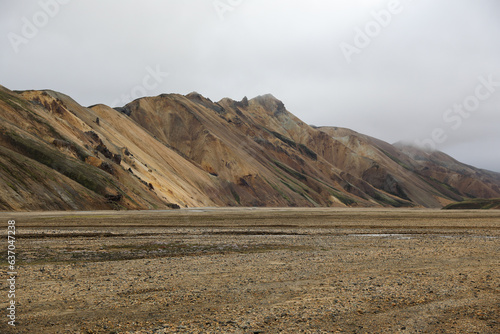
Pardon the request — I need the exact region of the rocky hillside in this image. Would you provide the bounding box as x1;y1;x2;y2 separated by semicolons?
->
1;84;499;210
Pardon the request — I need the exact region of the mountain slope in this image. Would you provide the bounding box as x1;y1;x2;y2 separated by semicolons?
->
0;86;221;210
121;92;500;208
1;84;499;210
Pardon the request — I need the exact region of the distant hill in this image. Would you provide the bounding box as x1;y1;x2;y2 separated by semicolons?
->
443;199;500;210
1;84;500;210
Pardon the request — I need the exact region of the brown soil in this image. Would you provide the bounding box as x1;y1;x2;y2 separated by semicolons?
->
0;208;498;333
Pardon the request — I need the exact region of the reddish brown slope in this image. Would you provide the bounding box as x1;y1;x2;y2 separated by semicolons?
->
122;93;367;207
123;92;500;208
1;83;499;210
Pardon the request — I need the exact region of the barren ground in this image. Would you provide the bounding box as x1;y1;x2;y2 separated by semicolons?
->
0;208;498;333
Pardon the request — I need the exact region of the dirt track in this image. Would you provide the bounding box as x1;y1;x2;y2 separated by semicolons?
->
0;208;499;333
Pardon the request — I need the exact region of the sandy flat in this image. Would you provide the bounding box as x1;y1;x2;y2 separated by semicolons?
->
0;208;498;333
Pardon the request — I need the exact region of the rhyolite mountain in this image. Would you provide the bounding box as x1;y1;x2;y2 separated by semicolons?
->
1;84;499;211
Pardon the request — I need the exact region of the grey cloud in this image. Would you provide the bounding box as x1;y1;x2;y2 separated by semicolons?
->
1;0;499;171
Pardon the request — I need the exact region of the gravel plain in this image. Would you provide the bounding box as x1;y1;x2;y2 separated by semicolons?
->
0;208;498;333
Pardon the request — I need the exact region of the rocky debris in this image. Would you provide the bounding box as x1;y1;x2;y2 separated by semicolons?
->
94;143;122;166
34;95;67;115
7;209;499;333
99;161;115;174
85;131;101;144
112;154;122;165
85;132;121;165
104;193;122;202
186;91;226;114
238;177;250;187
115;105;132;116
233;116;243;125
165;203;180;209
96;143;114;160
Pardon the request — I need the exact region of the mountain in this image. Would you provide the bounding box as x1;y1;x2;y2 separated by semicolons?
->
1;84;499;211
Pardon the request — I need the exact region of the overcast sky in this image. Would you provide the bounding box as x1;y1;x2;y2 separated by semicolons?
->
1;0;499;172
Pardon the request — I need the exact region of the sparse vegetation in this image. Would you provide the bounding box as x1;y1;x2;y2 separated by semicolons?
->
0;89;31;112
267;181;292;203
298;143;318;160
273;160;307;181
432;177;462;196
231;189;241;205
330;190;357;206
381;149;412;171
443;198;500;210
271;130;297;148
0;131;115;195
268;130;318;160
372;191;413;207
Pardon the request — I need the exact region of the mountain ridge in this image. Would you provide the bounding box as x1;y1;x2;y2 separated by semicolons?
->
1;84;499;211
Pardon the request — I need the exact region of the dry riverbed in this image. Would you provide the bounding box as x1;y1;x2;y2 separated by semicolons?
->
0;208;498;333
